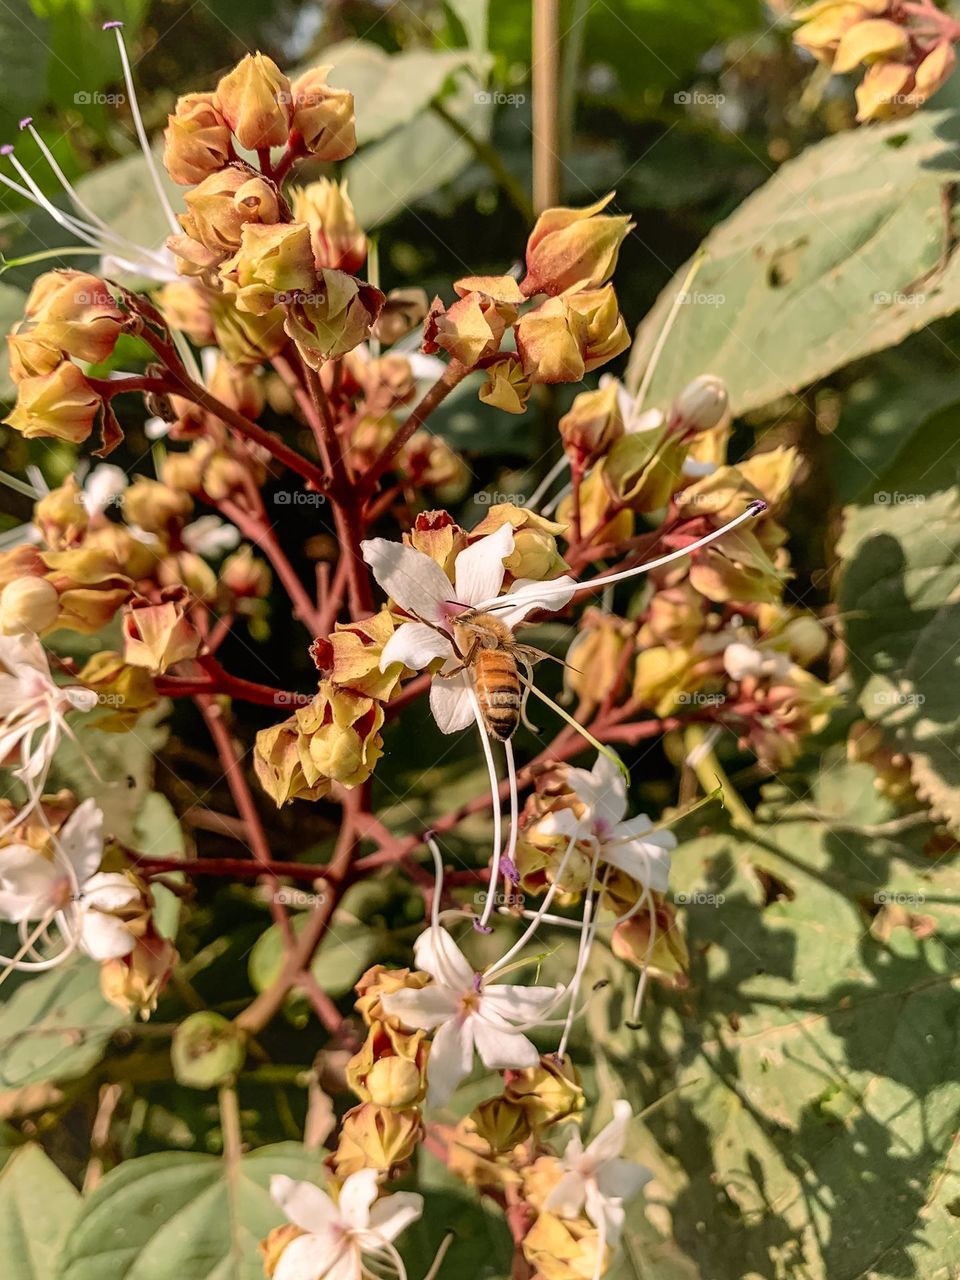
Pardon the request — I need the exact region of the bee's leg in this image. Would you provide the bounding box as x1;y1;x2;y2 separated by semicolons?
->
441;639;480;679
517;657;541;734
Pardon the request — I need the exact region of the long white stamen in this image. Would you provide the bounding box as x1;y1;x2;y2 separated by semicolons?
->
106;23;180;236
541;478;573;518
476;502;766;614
484;817;585;980
0;910;58;984
470;685;504;931
19;120;170;268
528;453;570;512
422;832;472;992
0;157;107;250
633;248;706;416
556;848;605;1060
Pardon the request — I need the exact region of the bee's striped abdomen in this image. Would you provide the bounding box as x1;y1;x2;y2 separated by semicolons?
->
473;650;521;740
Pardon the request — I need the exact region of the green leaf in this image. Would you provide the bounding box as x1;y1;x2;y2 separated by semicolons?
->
627;109;960;414
0;6;50;135
57;1142;327;1280
249;913;380;1002
0;957;129;1090
583;783;960;1280
838;410;960;833
326;40;488;146
0;282;29;400
0;1144;80;1280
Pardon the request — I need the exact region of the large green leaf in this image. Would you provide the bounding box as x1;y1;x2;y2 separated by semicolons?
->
838;410;960;832
0;957;129;1090
582;764;960;1280
249;913;381;1002
57;1142;327;1280
627;108;960;413
0;1144;80;1280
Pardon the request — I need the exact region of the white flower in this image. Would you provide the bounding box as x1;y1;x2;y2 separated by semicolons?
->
0;632;98;831
381;925;562;1107
182;515;241;558
361;523;576;734
533;754;676;891
723;640;791;683
0;799;138;962
270;1168;423;1280
545;1100;651;1247
81;463;128;517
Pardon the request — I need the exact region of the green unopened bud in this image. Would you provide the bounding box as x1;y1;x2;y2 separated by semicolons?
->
670;374;729;435
171;1011;246;1088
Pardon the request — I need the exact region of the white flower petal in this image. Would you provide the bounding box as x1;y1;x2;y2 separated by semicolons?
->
380;984;461;1030
472;1019;539;1071
0;845;63;921
59;799;104;885
533;808;582;840
493;575;578;627
366;1191;424;1243
481;983;561;1027
426;1015;474;1107
429;671;474;734
584;1099;632;1163
274;1233;352;1280
361;539;453;624
585;1182;626;1247
379;623;452;673
543;1169;587;1220
586;753;628;829
338;1168;379;1232
182;515;241;558
413;925;474;990
600;838;672;892
454;525;513;606
271;1174;342;1236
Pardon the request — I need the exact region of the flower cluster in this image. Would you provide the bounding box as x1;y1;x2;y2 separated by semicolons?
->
793;0;959;121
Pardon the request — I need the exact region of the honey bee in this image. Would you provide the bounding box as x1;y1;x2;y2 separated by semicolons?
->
449;609;553;741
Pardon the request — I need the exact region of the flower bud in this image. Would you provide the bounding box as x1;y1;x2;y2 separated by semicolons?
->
612;897;689;989
7;325;60;382
254;719;330;807
216;53;292;150
515;296;586;384
172;1011;247;1088
602;430;687;512
372;287;429;346
23;270;124;364
632;644;698;716
832;18;909;74
670;373;729;435
156;280;217;346
914;39;957;103
559;381;623;469
471;504;569;581
521;192;633;296
479;357;531;415
793;1;881;62
33;475;87;548
178;168;280;262
855;59;915;121
163;92;232;185
566;283;630;373
77;650;158;732
295;683;385;788
331;1103;421;1177
284;271;383;369
4;364;101;444
565;609;632;716
123;477;193;536
470;1097;531;1153
220;545;272;599
290;66;356;160
557;466;634;544
424;291;513;367
221;222;316;314
291;179;367;274
122;589;202;674
522;1212;608;1280
0;576;60;635
100;928;177;1019
505;1054;585;1130
346;1022;428;1108
210;294;288;364
354;965;431;1027
641;582;705;648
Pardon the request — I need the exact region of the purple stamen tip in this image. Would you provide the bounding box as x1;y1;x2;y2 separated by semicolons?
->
501;856;520;884
473;919;493;934
472;972;483;992
102;20;124;29
0;145;13;156
747;498;767;515
18;118;32;131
